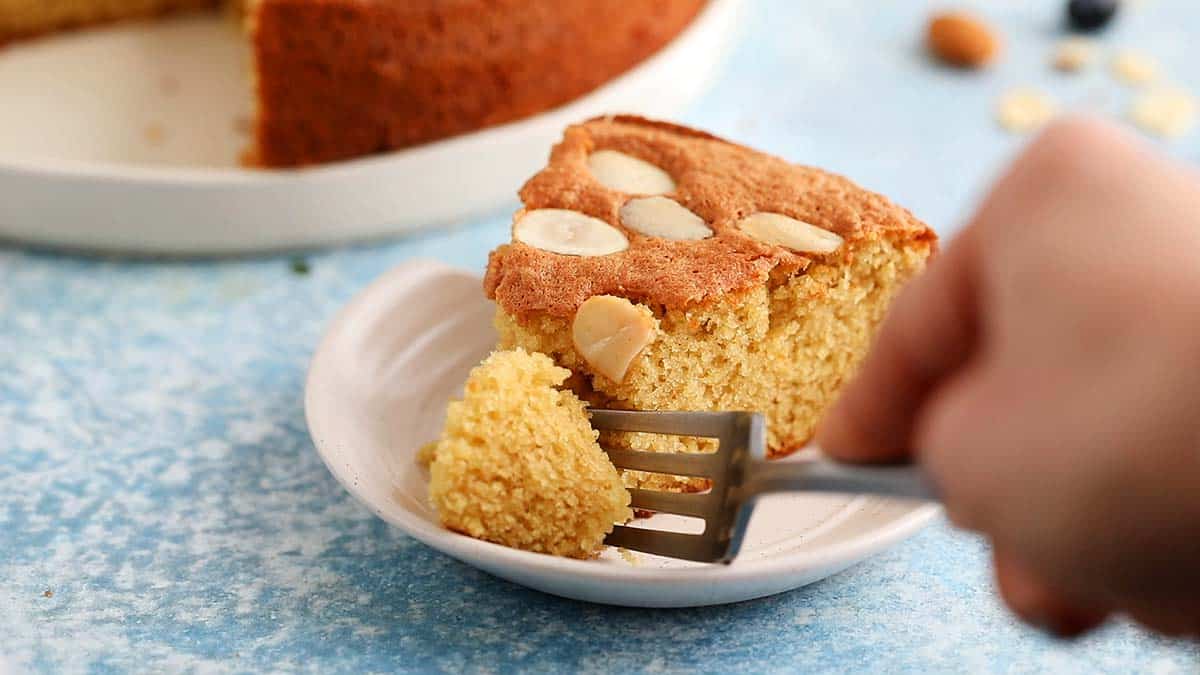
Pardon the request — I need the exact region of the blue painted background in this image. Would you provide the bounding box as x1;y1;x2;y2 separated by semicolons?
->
3;1;1199;672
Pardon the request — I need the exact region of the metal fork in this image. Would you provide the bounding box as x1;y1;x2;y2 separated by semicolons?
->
591;409;937;564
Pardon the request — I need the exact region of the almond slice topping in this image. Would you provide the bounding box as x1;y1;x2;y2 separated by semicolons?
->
514;209;628;256
737;212;844;254
587;150;676;195
619;197;712;240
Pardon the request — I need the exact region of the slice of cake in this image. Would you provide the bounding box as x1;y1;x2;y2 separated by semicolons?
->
426;349;632;559
484;116;937;491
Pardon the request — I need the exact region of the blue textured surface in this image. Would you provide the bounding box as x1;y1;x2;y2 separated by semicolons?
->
3;1;1200;672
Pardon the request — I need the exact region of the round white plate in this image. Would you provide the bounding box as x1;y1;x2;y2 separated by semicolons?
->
305;260;939;607
0;0;741;255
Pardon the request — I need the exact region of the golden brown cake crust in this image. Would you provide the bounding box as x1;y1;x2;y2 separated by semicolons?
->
484;116;937;319
250;0;705;167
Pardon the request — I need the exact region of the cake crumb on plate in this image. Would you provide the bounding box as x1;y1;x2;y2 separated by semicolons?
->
617;547;641;565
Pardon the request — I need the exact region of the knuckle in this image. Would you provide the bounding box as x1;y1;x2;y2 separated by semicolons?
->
921;455;984;530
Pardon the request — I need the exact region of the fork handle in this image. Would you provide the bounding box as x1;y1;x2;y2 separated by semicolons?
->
744;455;938;502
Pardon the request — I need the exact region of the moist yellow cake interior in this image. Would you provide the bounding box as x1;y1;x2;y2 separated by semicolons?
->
497;235;931;491
426;349;632;559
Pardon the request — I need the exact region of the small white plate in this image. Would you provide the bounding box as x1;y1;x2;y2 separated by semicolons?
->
0;0;742;255
305;260;938;607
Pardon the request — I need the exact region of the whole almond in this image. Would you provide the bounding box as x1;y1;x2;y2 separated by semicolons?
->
927;11;1001;69
572;295;657;383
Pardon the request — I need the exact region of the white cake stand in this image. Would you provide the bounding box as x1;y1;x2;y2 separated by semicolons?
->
0;0;743;255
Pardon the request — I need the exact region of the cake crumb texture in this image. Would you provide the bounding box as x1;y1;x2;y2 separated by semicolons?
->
427;349;631;559
496;236;932;488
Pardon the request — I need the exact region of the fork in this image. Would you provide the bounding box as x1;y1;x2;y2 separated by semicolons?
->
590;409;937;564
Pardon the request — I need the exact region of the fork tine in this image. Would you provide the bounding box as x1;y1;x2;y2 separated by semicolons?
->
605;525;723;562
627;488;718;518
592;409;766;564
601;448;722;477
589;409;739;438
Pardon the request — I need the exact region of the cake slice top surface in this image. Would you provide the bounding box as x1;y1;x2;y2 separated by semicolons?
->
484;115;935;319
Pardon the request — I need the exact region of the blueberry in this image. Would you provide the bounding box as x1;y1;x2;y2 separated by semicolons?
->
1067;0;1119;32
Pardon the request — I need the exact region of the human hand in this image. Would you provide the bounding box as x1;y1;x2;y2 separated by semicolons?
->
819;116;1200;638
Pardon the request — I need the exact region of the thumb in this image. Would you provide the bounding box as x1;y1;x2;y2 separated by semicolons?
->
818;226;980;463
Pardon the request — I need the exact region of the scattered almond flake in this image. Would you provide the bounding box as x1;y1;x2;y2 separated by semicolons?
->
144;123;167;146
996;89;1057;133
1111;50;1159;86
617;547;641;566
1129;88;1197;138
1052;38;1096;72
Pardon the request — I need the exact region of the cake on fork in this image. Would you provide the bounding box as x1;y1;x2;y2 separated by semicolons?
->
425;349;631;559
484;116;937;491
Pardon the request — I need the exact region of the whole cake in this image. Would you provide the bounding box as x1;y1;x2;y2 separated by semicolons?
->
424;349;631;559
485;116;937;490
0;0;706;167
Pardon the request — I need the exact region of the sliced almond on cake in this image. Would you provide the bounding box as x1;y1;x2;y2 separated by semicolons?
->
587;150;676;195
619;197;712;240
514;209;629;256
737;213;844;254
572;296;657;383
